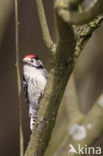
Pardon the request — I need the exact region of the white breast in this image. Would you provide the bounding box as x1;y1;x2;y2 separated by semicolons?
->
23;65;47;109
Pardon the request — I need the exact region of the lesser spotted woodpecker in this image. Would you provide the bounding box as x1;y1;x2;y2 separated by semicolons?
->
22;54;48;131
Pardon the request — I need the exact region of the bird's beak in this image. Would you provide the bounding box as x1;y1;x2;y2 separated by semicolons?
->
23;58;30;64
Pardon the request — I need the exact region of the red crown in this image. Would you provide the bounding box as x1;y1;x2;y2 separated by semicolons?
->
23;54;36;59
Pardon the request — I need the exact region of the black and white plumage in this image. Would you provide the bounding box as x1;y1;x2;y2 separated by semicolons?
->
22;54;48;131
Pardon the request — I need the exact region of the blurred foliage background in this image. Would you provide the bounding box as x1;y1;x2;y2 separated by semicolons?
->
0;0;103;156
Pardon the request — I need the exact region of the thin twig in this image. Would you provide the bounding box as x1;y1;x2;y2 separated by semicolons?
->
35;0;56;53
15;0;24;156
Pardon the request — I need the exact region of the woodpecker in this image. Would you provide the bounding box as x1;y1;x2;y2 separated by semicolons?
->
22;54;48;131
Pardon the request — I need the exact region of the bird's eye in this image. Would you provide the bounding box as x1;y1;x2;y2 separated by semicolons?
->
31;59;34;63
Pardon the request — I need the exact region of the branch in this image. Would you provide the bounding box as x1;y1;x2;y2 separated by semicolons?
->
56;0;103;25
74;16;103;64
44;74;84;156
63;74;84;121
24;1;76;155
45;15;103;156
15;0;24;156
35;0;56;53
24;1;103;156
61;94;103;156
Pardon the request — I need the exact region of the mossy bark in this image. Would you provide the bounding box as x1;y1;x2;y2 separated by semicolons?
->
24;1;103;156
24;11;76;156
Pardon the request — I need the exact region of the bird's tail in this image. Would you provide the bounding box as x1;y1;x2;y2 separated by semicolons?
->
29;106;38;131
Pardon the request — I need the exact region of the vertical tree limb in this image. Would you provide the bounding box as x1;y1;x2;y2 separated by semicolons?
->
24;0;103;156
35;0;56;53
15;0;24;156
44;74;84;156
44;9;103;156
24;1;76;155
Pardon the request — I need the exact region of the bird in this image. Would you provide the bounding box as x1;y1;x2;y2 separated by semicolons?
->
22;54;48;131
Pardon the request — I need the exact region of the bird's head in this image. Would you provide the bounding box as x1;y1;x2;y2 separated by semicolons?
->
23;54;43;68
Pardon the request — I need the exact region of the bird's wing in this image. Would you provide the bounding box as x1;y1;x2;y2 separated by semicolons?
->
23;75;29;107
42;68;49;79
